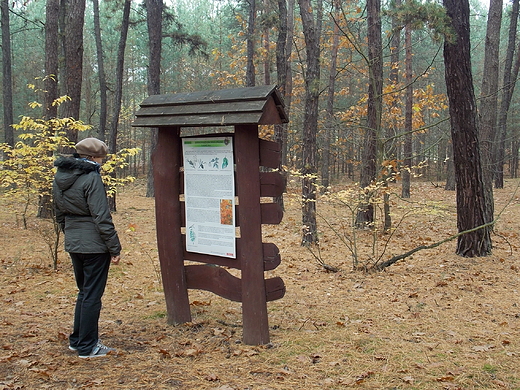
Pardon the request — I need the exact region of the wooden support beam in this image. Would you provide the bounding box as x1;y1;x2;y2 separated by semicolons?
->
235;124;270;345
153;127;191;324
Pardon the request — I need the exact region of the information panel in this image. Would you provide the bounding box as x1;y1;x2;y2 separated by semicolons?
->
182;137;236;258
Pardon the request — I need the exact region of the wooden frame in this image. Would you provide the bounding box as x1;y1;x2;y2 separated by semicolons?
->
133;85;288;345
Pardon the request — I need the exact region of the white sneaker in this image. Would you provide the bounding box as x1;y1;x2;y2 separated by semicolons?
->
79;341;116;358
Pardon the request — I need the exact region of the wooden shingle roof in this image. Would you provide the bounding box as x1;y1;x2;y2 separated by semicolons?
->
133;84;288;128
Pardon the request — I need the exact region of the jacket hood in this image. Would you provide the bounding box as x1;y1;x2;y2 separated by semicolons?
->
54;156;100;192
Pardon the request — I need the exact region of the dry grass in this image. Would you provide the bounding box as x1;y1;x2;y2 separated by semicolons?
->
1;179;520;389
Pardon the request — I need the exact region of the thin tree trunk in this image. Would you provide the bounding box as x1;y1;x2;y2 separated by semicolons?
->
402;23;413;199
246;0;256;87
357;0;382;228
443;0;492;257
1;0;14;147
109;0;131;154
384;0;402;232
44;0;59;121
107;0;131;212
479;0;502;223
263;27;270;85
321;0;340;193
38;0;61;219
298;0;321;245
494;0;519;188
145;0;163;198
92;0;107;141
274;0;289;209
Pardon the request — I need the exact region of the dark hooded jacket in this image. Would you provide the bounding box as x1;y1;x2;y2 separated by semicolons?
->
53;157;121;256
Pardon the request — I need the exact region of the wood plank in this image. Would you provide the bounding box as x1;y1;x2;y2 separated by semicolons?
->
182;238;281;271
260;203;284;225
153;127;192;324
136;100;266;116
262;242;281;271
185;265;242;302
265;277;286;302
258;96;286;125
133;112;265;128
235;124;270;345
139;84;280;107
259;139;281;168
184;265;285;302
260;171;286;197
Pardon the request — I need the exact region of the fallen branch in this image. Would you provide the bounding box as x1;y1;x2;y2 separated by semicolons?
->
373;220;496;271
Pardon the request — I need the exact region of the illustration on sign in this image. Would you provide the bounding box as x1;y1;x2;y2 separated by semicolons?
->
182;137;236;258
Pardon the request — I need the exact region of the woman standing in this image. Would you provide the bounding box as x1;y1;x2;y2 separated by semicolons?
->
53;138;121;358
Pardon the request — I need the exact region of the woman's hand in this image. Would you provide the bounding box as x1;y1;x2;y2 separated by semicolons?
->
111;255;121;265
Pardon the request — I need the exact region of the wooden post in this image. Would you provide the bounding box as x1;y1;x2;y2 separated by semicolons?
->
152;127;192;324
234;124;270;344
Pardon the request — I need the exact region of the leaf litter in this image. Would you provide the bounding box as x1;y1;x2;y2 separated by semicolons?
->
1;180;520;389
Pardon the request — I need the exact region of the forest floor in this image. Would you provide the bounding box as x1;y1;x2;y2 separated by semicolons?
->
1;178;520;390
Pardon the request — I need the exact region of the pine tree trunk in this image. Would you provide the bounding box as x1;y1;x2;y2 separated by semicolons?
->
1;0;14;147
92;0;107;141
402;23;412;199
274;0;289;209
494;0;519;188
61;0;86;142
298;0;321;245
356;0;382;228
145;0;163;198
246;0;256;87
479;0;502;222
321;0;340;193
44;0;59;121
443;0;492;257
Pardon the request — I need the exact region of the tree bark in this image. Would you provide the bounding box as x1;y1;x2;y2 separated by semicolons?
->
274;0;289;209
357;0;382;228
444;140;455;190
61;0;86;142
402;23;413;199
494;0;519;188
44;0;59;121
107;0;131;212
321;0;340;193
109;0;131;154
145;0;163;198
92;0;107;141
479;0;502;222
443;0;492;257
246;0;256;87
298;0;321;245
1;0;14;147
384;0;401;232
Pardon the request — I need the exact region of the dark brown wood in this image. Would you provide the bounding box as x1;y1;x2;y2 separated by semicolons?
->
260;171;286;197
134;85;288;128
185;265;285;302
260;203;284;224
259;139;281;168
265;276;286;301
261;242;282;271
134;112;270;128
153;127;192;324
139;84;285;107
182;239;281;271
134;86;288;345
235;124;270;345
135;100;266;116
185;265;242;302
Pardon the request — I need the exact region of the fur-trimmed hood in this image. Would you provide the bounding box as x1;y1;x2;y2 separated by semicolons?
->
53;156;101;192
